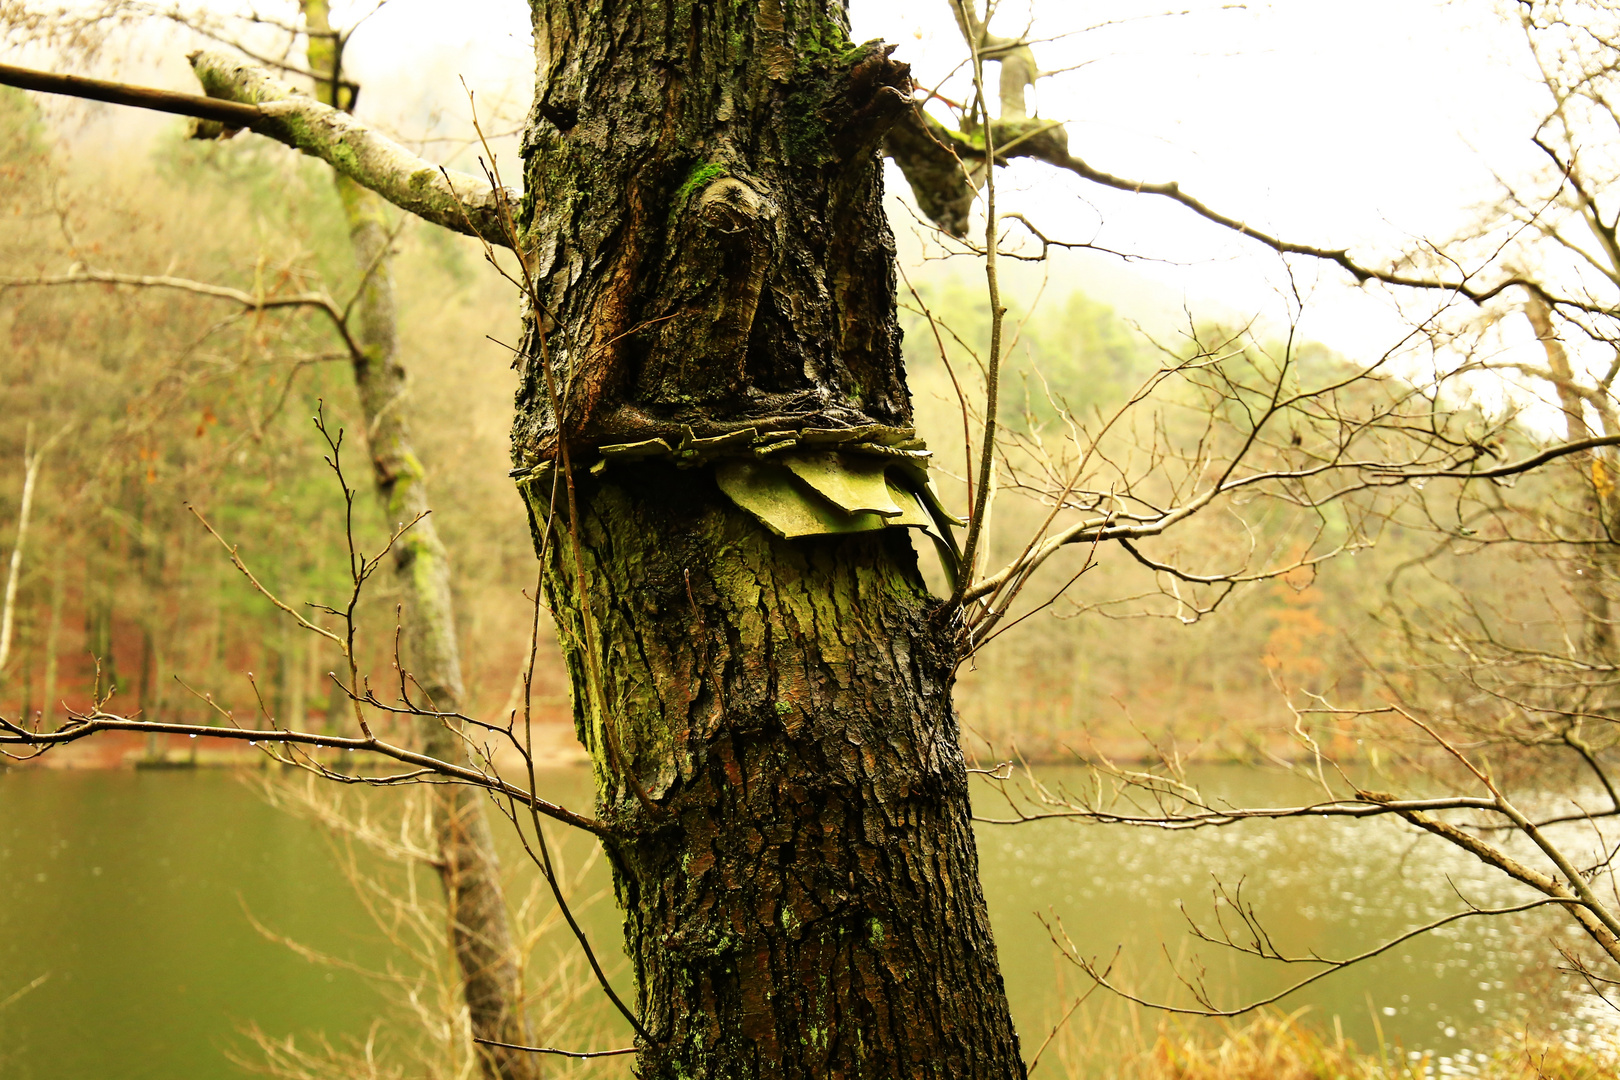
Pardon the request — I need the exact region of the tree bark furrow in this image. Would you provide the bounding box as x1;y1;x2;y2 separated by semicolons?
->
519;3;1024;1074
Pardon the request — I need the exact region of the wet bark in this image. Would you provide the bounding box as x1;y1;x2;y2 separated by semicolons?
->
301;7;539;1077
514;2;914;454
530;468;1022;1078
516;2;1024;1076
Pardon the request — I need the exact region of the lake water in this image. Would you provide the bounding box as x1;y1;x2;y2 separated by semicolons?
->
0;764;1594;1077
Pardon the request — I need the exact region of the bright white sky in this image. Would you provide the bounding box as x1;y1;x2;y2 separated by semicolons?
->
23;0;1561;391
354;0;1556;382
852;0;1548;365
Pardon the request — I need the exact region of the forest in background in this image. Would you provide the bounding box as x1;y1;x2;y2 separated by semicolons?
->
0;84;558;751
0;83;1583;767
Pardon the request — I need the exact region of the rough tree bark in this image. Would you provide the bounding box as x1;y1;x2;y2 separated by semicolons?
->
298;7;539;1077
512;3;1025;1077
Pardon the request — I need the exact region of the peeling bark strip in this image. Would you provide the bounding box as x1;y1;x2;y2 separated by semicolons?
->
517;2;1024;1076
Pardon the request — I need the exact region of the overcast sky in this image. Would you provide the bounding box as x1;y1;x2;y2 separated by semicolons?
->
855;1;1548;362
23;0;1560;391
344;0;1557;375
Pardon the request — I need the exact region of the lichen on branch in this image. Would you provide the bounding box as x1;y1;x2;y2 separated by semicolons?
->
187;50;516;249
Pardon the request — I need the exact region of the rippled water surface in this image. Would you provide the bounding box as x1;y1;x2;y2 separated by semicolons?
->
0;764;1591;1077
976;766;1576;1065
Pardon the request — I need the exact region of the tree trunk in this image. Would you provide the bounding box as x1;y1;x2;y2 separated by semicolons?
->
301;7;540;1077
517;3;1024;1076
40;544;60;726
87;578;116;694
336;159;542;1080
1526;294;1615;657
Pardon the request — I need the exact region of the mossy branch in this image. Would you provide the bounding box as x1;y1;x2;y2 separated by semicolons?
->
187;51;515;248
0;56;515;248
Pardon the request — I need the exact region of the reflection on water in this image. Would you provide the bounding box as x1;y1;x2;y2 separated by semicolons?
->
975;766;1580;1065
0;764;1598;1077
0;767;622;1080
0;770;397;1080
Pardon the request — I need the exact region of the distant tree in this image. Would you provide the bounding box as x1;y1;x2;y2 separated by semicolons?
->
1;8;540;1070
294;4;538;1073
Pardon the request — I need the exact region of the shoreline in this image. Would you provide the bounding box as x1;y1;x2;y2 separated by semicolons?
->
3;728;1364;773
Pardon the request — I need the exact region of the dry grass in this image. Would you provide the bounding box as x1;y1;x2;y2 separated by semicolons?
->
230;777;620;1080
1041;1007;1620;1080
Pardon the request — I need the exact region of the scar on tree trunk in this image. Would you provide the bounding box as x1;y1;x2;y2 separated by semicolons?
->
515;2;1026;1076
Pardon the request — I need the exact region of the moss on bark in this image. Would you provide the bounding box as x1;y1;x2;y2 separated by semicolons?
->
516;3;1025;1074
527;465;1022;1078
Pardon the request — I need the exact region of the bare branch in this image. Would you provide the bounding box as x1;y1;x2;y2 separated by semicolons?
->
0;268;367;361
0;56;516;247
1058;897;1579;1018
0;58;260;124
186;504;349;654
0;709;610;837
473;1039;636;1060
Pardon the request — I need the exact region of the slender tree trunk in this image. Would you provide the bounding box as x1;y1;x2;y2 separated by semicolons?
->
40;545;61;726
0;423;46;679
1526;294;1614;657
137;624;153;717
284;622;307;729
323;642;347;732
300;8;540;1076
335;158;542;1080
18;651;32;724
517;3;1024;1076
88;577;116;695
